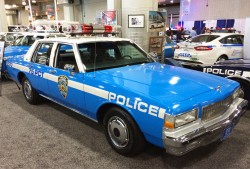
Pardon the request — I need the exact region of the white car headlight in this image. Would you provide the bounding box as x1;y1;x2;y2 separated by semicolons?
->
233;87;244;99
164;109;198;129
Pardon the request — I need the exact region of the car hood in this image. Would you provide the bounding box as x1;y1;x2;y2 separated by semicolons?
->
96;62;232;104
4;46;30;57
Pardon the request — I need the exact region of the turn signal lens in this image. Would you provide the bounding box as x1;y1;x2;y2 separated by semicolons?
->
164;121;174;129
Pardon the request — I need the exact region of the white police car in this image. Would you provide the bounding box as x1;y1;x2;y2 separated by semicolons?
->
174;33;244;65
5;36;248;156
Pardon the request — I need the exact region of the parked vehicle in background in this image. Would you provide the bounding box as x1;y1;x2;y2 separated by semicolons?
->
203;59;250;102
4;36;248;156
8;25;28;32
174;33;244;65
181;59;250;103
1;32;67;74
0;32;23;47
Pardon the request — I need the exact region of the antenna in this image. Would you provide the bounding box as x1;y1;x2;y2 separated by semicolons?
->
93;34;97;78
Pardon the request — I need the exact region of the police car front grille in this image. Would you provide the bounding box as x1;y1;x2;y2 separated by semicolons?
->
202;95;234;122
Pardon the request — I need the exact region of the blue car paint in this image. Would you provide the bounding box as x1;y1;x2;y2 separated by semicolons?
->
6;53;240;148
2;45;30;72
163;37;176;58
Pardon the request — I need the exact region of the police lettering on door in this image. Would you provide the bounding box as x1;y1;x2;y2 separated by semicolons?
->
108;92;166;119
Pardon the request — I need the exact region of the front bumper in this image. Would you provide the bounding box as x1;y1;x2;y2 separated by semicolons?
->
162;98;248;156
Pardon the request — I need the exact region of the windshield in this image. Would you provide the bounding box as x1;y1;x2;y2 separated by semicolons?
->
190;35;220;43
78;41;153;71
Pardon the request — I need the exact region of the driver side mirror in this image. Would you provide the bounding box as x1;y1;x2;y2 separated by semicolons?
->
64;64;76;75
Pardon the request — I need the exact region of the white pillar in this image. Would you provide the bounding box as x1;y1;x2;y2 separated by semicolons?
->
63;4;74;21
121;0;158;51
0;1;8;32
244;17;250;59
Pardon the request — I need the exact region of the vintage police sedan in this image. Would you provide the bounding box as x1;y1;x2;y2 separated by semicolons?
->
174;33;244;65
5;37;248;156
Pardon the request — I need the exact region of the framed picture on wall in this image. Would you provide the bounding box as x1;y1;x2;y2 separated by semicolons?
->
128;14;145;28
149;37;164;55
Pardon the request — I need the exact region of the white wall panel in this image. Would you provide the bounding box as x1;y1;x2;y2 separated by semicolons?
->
83;0;107;24
244;17;250;59
184;21;194;30
234;18;246;34
181;0;250;21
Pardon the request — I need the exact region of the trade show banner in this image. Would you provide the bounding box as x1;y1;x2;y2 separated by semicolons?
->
0;41;5;96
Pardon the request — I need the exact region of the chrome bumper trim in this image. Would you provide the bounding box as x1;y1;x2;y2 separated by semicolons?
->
162;98;248;156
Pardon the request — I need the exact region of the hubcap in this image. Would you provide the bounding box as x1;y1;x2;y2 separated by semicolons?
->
24;80;32;100
108;116;129;148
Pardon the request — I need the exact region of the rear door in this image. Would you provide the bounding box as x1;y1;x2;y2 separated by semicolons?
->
219;35;244;59
26;42;53;96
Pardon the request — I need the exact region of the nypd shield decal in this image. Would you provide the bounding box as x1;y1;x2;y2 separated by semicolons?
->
58;75;68;98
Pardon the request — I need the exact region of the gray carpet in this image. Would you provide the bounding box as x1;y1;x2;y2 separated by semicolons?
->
0;80;249;169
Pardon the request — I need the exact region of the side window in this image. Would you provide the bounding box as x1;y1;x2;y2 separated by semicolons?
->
55;44;78;72
31;43;53;65
220;35;242;44
236;35;244;44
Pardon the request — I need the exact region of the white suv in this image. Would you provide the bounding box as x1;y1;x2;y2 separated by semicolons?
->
173;33;244;65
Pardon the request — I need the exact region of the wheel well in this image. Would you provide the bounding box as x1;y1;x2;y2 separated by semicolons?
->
219;54;228;59
96;103;132;124
17;72;26;84
228;77;250;100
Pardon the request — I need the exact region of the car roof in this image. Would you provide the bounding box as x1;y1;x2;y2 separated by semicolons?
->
202;33;243;36
37;37;132;44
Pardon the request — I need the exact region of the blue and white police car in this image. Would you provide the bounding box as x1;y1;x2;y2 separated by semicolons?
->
174;33;244;65
4;36;248;156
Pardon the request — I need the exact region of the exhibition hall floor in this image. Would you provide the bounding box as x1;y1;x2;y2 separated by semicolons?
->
0;80;249;169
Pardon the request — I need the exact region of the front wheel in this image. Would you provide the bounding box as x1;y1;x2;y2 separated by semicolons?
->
103;107;146;156
22;77;41;105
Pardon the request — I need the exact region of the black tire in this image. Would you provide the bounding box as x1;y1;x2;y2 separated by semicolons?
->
217;55;228;62
103;107;146;156
22;77;41;105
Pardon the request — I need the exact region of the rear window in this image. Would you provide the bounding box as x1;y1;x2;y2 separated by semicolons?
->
190;35;220;43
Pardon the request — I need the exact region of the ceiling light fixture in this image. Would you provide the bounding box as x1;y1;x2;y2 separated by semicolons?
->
12;4;17;8
170;0;174;3
32;0;36;3
22;0;26;5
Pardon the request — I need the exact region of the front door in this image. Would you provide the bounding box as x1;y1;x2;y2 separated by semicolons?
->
46;43;86;113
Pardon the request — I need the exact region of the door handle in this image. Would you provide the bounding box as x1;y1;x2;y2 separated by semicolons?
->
49;69;57;74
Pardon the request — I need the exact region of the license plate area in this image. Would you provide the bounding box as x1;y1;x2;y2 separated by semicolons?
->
177;52;192;58
220;123;234;141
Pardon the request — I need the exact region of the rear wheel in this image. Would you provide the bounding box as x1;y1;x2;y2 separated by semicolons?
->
22;77;41;105
217;55;228;62
103;107;146;156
